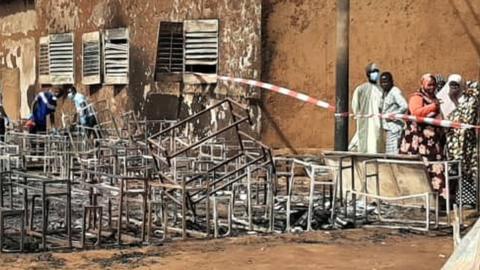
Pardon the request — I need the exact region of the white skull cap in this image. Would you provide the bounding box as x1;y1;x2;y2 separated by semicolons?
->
365;63;380;73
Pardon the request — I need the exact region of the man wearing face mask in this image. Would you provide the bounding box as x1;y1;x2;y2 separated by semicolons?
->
66;86;98;138
348;63;384;153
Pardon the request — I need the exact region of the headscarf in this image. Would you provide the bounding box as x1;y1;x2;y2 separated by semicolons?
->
421;73;434;89
419;73;436;101
436;74;466;118
446;74;465;89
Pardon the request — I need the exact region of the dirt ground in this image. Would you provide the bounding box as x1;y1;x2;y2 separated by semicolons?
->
0;228;452;270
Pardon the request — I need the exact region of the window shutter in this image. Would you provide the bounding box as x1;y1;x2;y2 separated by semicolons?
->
48;32;74;84
103;28;129;85
38;36;50;84
183;19;218;84
155;22;184;82
82;31;102;85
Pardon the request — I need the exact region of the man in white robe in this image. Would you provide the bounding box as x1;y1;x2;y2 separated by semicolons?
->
348;63;384;153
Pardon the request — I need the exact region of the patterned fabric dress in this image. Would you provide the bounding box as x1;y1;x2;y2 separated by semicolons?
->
446;87;479;206
400;90;446;197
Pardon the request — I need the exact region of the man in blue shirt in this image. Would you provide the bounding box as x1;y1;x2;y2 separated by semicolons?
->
66;86;98;138
28;86;62;134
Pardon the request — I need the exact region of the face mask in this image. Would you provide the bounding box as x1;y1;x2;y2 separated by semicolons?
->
67;92;74;100
369;71;380;82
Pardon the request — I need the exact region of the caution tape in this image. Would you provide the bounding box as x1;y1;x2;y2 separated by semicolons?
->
218;76;336;112
218;75;479;130
354;113;477;129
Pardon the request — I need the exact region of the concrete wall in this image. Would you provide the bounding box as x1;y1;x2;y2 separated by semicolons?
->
262;0;480;152
0;0;262;137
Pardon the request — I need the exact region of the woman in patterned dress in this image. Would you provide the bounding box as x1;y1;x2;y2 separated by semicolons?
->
400;74;446;198
446;80;479;207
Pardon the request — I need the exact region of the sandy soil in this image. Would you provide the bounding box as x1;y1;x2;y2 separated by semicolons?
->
0;228;452;270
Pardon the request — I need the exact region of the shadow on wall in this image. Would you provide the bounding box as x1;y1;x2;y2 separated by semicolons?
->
88;84;102;96
260;0;276;83
26;85;36;112
127;44;151;113
0;0;35;17
144;93;180;120
144;92;217;138
113;84;125;96
259;102;298;154
259;0;298;153
449;0;480;58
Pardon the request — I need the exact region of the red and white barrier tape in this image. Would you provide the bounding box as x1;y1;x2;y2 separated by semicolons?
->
218;76;336;112
351;113;477;129
218;75;479;130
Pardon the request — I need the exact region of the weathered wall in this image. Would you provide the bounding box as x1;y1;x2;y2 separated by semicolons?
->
0;0;262;136
0;0;37;119
262;0;480;151
3;0;479;151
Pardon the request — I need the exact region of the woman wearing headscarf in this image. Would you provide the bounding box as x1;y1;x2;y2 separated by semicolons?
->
436;74;466;119
446;80;479;207
400;74;446;197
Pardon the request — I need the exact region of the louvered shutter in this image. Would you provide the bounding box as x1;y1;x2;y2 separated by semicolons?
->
49;33;74;84
38;36;50;84
82;31;102;85
183;19;218;84
103;28;129;85
154;22;184;82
